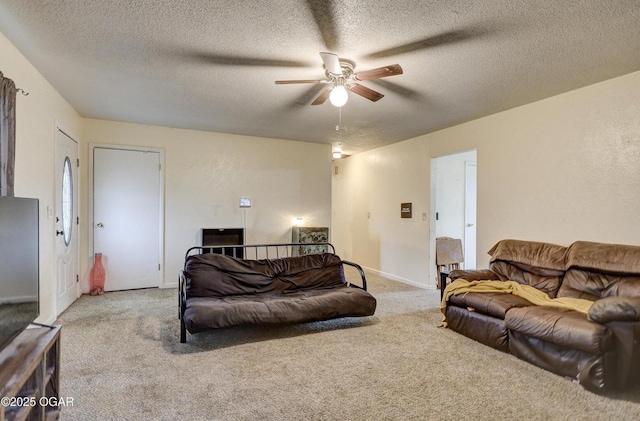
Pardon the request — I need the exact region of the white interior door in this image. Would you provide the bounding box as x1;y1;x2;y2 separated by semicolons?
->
464;161;477;269
93;147;162;291
55;129;79;315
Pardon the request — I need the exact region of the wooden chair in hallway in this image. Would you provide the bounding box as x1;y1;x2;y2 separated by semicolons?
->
436;237;464;294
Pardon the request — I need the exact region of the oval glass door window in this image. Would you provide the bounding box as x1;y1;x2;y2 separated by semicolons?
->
62;156;73;246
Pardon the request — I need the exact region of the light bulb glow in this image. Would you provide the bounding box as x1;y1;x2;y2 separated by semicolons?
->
329;85;348;107
332;151;342;159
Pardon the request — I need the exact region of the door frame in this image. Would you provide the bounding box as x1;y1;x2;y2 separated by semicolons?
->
54;124;80;316
88;143;165;289
464;161;477;269
429;149;477;286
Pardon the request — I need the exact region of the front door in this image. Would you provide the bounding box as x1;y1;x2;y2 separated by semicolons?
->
93;147;162;291
55;129;79;315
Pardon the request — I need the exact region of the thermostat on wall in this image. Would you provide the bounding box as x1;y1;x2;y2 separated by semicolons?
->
239;198;252;208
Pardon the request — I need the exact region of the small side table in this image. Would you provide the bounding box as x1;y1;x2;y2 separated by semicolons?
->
440;271;450;301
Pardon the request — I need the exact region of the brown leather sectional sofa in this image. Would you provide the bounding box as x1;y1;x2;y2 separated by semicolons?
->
444;239;640;394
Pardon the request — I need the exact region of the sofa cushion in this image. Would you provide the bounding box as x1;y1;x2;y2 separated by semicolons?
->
603;276;640;298
488;239;567;271
557;268;640;300
490;261;565;298
183;287;377;332
448;292;533;319
185;253;346;298
505;306;614;355
566;241;640;275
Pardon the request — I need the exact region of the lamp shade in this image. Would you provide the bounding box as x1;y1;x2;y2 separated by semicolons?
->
329;85;348;107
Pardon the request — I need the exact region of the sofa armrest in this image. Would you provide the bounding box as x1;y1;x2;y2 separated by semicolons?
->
588;296;640;323
449;269;500;282
342;260;368;291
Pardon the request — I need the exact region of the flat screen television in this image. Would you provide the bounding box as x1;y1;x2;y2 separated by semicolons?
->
0;196;39;352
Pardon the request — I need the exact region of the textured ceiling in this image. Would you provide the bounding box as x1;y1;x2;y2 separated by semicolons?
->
1;0;639;155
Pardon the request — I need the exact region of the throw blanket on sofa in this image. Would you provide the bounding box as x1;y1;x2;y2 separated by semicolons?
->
440;279;594;326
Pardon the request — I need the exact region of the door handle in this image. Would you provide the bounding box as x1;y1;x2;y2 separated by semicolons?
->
466;223;474;227
96;222;104;228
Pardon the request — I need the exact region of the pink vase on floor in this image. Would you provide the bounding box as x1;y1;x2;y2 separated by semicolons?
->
90;253;106;296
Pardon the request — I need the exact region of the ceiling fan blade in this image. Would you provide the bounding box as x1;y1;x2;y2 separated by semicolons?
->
369;79;423;100
290;84;328;107
306;0;339;50
311;88;331;105
350;84;384;102
320;52;342;75
179;51;308;67
364;29;475;59
354;64;403;81
275;79;325;85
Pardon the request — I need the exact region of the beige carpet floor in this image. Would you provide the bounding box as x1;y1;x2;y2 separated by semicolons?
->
56;269;640;420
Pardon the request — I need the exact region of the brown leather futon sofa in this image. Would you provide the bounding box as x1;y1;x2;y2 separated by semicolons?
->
443;239;640;394
179;247;377;343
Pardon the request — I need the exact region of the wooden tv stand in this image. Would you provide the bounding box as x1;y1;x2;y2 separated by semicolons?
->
0;326;61;421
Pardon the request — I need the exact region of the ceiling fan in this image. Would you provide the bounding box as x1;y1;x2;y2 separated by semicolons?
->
275;52;403;107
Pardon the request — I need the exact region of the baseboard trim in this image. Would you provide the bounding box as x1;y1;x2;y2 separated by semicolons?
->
361;266;435;290
34;315;57;326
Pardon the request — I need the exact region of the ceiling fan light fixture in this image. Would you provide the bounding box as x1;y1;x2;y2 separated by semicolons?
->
329;85;348;107
333;142;343;159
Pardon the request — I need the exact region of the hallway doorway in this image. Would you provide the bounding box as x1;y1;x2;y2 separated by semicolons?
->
430;150;477;284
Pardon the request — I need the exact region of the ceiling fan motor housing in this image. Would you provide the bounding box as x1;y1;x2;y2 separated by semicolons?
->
325;60;354;79
275;52;403;105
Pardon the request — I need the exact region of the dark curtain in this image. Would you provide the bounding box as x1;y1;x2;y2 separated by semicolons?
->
0;71;16;196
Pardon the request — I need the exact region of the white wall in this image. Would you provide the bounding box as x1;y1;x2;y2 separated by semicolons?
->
82;119;332;290
332;137;431;287
0;31;83;323
333;71;640;288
